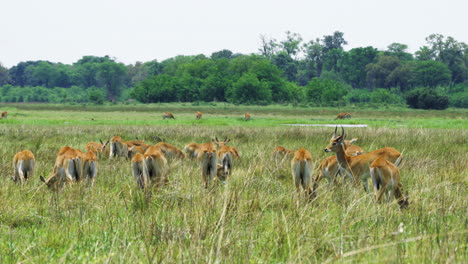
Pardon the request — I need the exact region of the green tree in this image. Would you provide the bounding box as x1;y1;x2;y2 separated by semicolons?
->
339;47;378;88
131;74;177;103
96;61;127;101
0;62;11;85
411;60;451;88
385;43;413;61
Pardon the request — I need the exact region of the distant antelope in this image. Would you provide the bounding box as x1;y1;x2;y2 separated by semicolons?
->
273;146;295;163
162;112;175;120
291;148;314;198
85;140;109;157
13;150;35;183
197;142;217;188
144;146;168;187
244;113;251;121
1;111;7;119
335;112;351;120
131;153;149;189
324;127;403;192
370;157;409;209
196;112;202;120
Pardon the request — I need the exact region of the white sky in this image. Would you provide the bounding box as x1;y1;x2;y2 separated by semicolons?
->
1;0;467;67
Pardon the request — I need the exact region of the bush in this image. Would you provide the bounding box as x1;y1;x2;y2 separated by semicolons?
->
88;89;105;104
371;88;403;104
345;89;372;103
406;88;449;110
448;92;468;108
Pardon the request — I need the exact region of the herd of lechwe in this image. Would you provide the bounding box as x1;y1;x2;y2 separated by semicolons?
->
12;118;408;209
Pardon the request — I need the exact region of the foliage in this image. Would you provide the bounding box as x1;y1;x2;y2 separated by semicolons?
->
406;88;449;110
305;78;349;106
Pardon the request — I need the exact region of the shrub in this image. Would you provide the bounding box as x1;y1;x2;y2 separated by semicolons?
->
406;88;449;110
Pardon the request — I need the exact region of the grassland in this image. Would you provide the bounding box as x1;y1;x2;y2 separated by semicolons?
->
0;104;466;263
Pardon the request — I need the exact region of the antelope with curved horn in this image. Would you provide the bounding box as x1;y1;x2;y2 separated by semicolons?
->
324;127;402;192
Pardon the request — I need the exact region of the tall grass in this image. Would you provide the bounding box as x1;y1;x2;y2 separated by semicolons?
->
0;108;466;263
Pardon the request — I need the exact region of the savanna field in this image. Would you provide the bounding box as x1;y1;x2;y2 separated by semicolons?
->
0;104;467;263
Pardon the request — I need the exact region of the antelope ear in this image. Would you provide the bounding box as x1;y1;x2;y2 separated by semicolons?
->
349;138;358;144
100;139;104;144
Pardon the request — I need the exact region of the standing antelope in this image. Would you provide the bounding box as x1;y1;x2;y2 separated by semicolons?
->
273;146;295;164
370;158;409;209
1;111;7;119
212;137;240;179
184;142;200;159
196;112;202;120
155;142;185;159
82;150;98;186
291;148;314;198
131;153;149;189
109;136;128;159
197;142;217;188
41;146;83;188
13;150;35;183
244;113;251;121
335;112;351;120
162;112;175;120
144;146;168;187
85;140;109;157
324;127;402;192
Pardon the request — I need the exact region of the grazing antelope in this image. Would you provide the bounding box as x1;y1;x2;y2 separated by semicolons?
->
127;145;147;159
244;112;251;121
162;112;175;120
273;146;295;163
197;142;217;188
131;153;150;189
13;150;35;183
85;140;109;157
291;148;314;198
1;111;7;119
212;137;240;179
324;127;402;192
335;112;351;120
155;142;185;159
370;158;409;209
144;146;168;186
41;146;83;188
82;150;98;186
196;111;202;120
109;136;128;159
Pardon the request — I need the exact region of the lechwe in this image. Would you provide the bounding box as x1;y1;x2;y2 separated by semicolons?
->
13;150;35;183
109;136;128;159
82;150;98;186
316;138;365;185
196;111;202;120
197;142;217;188
144;146;168;187
291;148;314;199
184;142;200;159
212;137;240;180
162;112;175;120
273;146;295;164
131;153;150;189
370;157;409;209
244;112;251;121
40;146;83;188
155;142;185;159
324;127;402;192
85;140;109;157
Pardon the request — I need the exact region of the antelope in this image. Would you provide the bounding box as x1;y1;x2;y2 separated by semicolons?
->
127;145;148;159
109;136;128;159
184;142;200;159
162;112;175;120
155;142;185;159
273;146;295;163
12;150;35;183
335;112;351;120
85;140;109;157
82;150;98;186
370;158;409;209
316;138;365;185
131;153;150;189
324;127;403;192
41;146;83;188
244;112;251;121
212;137;240;179
1;111;7;118
196;111;202;120
144;146;168;187
197;142;217;188
291;148;314;198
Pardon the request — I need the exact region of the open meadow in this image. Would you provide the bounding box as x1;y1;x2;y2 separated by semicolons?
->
0;104;467;263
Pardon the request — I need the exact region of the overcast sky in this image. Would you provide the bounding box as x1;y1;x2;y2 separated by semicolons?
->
1;0;467;67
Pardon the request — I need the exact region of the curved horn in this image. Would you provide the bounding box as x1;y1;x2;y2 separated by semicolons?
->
215;137;219;142
341;126;345;137
334;126;338;137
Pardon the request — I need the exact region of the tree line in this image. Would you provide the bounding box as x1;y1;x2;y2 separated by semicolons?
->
0;32;466;109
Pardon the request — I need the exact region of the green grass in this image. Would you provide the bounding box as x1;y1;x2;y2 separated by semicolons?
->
0;104;466;263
